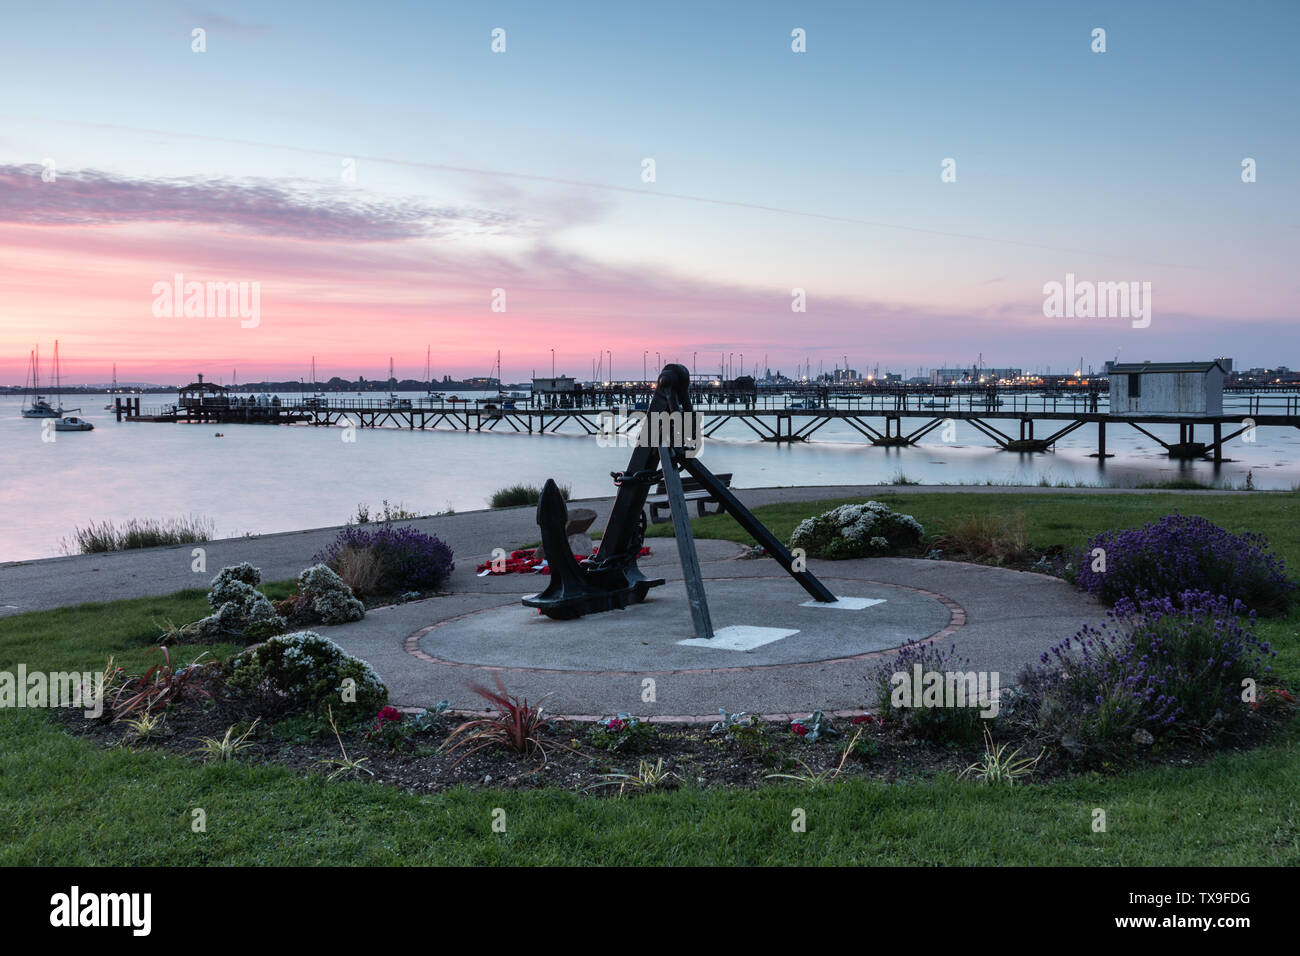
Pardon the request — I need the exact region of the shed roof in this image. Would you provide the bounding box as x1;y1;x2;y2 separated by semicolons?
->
1109;361;1226;375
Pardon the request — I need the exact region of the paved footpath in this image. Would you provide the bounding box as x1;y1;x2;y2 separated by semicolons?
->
0;483;1235;615
0;484;1212;717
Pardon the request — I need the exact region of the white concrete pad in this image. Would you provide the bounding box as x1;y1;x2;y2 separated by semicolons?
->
677;625;800;651
800;596;886;610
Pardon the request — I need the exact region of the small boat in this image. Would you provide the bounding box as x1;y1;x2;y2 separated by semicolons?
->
54;416;94;432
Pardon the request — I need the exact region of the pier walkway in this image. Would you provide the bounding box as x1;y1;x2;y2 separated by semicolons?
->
113;382;1300;462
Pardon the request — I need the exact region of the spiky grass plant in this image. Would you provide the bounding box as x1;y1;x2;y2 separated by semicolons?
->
959;724;1044;787
192;718;261;763
316;706;373;781
586;758;678;796
765;727;865;788
121;710;165;744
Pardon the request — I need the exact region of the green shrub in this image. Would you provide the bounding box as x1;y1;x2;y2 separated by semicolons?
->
225;631;387;716
490;483;570;509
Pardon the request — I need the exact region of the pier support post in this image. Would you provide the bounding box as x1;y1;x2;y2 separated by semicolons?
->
1213;423;1222;463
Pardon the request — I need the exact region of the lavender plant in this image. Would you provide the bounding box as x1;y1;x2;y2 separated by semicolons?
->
864;641;986;745
1073;515;1293;615
315;525;454;594
1016;590;1274;755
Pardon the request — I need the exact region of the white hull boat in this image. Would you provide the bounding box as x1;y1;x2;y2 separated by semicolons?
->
54;416;94;432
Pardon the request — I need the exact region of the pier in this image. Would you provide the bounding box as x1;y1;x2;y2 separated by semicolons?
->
114;377;1300;464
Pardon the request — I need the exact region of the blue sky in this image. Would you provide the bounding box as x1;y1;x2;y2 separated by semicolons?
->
0;0;1296;382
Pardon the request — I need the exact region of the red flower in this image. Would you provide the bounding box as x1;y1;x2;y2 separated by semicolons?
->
852;715;874;725
791;722;807;736
375;706;404;725
606;718;625;732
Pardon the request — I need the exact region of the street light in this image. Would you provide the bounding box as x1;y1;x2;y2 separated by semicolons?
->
643;350;648;383
550;349;555;377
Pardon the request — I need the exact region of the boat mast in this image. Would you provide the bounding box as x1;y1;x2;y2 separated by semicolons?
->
23;349;35;410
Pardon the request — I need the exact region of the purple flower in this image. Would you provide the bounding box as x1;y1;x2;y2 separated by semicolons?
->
1073;515;1293;615
315;525;454;592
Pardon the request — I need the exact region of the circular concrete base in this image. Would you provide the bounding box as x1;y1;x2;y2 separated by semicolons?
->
414;576;958;674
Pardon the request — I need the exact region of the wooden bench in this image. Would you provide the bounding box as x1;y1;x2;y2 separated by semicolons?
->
646;473;732;524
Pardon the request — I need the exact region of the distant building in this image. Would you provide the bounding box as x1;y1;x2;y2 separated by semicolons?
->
929;367;1022;385
1108;361;1226;416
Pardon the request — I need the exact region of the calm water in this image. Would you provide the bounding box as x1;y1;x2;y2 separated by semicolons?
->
2;391;1298;562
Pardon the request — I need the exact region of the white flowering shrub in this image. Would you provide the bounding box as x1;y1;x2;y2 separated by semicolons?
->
789;501;924;559
296;563;365;625
209;562;263;608
225;630;387;715
188;563;285;643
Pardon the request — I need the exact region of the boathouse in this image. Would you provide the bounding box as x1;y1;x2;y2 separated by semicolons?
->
1108;361;1226;416
531;375;576;394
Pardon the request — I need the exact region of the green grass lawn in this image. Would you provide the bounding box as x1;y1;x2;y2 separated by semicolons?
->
2;492;1297;865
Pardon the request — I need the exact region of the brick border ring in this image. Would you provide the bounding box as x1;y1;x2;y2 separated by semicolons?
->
402;576;966;680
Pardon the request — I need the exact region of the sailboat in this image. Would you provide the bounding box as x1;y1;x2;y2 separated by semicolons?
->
302;356;326;407
385;357;410;408
104;362;117;409
21;346;64;418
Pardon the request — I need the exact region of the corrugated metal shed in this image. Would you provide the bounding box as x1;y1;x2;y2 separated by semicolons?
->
1109;361;1226;416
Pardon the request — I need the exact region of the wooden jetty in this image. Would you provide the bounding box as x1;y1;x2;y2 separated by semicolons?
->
115;377;1300;463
